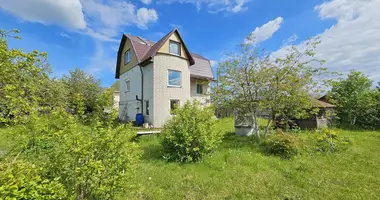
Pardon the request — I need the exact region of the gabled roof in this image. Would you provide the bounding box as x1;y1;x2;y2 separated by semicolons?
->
115;29;197;79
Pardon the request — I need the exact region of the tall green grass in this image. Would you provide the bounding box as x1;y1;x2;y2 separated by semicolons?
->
126;118;380;199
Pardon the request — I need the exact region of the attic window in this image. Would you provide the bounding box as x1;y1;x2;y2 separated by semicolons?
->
124;50;131;65
169;40;181;56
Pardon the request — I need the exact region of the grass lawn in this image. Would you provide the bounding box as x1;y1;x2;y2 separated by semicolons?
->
126;118;380;199
1;119;379;199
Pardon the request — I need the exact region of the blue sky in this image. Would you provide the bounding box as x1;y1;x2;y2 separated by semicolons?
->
0;0;379;87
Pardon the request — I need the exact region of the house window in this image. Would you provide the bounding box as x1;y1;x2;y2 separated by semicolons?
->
170;100;180;113
125;80;130;92
169;40;181;56
124;50;131;65
196;84;203;94
168;70;181;87
145;100;149;115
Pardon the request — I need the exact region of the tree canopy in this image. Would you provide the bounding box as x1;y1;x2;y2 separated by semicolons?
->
213;37;329;138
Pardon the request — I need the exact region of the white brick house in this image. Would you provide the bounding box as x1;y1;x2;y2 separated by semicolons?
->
115;29;214;127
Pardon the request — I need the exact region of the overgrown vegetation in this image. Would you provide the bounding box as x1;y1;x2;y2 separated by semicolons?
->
315;128;351;153
0;29;140;200
329;70;380;130
262;130;299;158
1;26;380;199
213;36;332;139
161;101;223;163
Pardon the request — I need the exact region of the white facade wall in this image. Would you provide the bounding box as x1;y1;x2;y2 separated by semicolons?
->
152;54;191;127
119;66;142;122
142;63;154;124
119;64;154;124
118;56;212;128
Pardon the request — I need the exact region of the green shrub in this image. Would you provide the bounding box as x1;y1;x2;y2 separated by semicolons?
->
7;110;142;199
0;159;67;200
262;131;299;159
316;129;351;153
161;101;222;163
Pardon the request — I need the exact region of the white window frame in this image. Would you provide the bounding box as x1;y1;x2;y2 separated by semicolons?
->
125;79;130;93
169;40;181;56
167;70;181;88
124;50;131;65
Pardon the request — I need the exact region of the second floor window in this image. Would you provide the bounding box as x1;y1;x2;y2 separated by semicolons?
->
196;84;203;94
169;40;181;56
125;50;131;65
168;70;181;87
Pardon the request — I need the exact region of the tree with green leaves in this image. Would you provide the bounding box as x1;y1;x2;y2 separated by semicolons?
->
0;29;51;124
329;71;380;129
214;36;328;138
260;40;328;135
61;68;103;115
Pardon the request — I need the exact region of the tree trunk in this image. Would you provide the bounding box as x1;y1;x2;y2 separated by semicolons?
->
252;114;260;140
264;118;272;137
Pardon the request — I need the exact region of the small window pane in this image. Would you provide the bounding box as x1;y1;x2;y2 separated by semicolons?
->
196;84;203;94
124;50;130;64
170;100;179;111
169;41;180;55
168;70;181;87
125;80;130;92
146;101;149;115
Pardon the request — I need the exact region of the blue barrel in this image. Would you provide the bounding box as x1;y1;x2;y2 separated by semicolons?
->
136;113;144;126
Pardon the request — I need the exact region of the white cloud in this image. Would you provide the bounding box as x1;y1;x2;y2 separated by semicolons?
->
245;17;283;45
210;60;218;67
273;0;380;84
60;32;72;39
283;34;298;45
0;0;158;41
0;0;86;29
86;41;116;75
158;0;250;13
136;8;158;29
141;0;152;5
80;0;158;39
170;24;183;29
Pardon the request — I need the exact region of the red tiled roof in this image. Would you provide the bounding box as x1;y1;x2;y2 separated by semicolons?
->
140;29;175;63
116;29;212;80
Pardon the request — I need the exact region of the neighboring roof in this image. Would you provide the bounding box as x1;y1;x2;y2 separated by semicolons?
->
111;80;120;92
116;29;211;79
313;99;336;108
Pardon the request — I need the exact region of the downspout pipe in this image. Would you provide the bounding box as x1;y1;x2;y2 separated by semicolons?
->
136;65;144;113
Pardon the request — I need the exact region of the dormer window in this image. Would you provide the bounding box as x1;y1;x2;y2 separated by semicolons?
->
124;50;131;65
169;40;181;56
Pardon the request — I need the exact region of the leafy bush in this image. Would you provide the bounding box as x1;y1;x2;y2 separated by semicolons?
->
316;129;351;153
6;110;142;199
161;101;222;163
262;131;299;159
0;159;67;200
